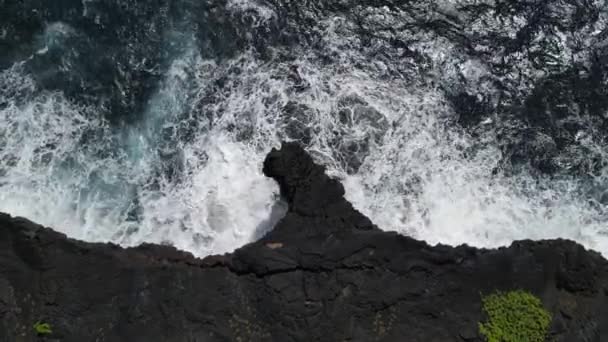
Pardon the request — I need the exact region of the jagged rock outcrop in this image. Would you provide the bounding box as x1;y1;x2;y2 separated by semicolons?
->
1;143;608;341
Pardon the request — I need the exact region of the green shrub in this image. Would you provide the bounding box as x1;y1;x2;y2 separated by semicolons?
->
33;322;52;335
479;290;551;342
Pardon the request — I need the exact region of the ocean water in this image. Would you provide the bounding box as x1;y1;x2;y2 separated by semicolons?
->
1;0;608;256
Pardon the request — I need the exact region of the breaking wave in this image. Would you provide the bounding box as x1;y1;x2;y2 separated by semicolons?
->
1;0;608;256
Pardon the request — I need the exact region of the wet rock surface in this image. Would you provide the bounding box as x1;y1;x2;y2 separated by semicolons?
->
1;142;608;341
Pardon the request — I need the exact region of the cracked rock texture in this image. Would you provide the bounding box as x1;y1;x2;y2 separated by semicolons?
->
1;142;608;341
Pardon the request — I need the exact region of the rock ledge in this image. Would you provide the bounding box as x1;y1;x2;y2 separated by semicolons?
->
1;143;607;341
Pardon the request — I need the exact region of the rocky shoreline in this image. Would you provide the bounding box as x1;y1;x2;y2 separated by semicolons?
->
1;143;607;341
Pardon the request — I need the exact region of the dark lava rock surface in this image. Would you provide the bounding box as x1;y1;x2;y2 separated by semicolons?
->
1;142;608;341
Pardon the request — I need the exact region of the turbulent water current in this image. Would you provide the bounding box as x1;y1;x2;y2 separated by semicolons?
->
1;0;608;256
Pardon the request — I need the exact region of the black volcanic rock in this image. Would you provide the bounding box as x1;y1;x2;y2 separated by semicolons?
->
1;143;608;341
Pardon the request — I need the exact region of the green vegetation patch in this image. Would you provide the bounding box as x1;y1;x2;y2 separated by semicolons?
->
479;290;551;342
33;322;52;335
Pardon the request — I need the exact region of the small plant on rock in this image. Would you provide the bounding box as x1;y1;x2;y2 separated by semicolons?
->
479;290;551;342
33;321;52;335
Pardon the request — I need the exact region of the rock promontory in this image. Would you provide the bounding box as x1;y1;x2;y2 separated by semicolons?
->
1;143;607;341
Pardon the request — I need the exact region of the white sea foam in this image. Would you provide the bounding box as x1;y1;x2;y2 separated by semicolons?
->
0;59;281;256
1;3;608;258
